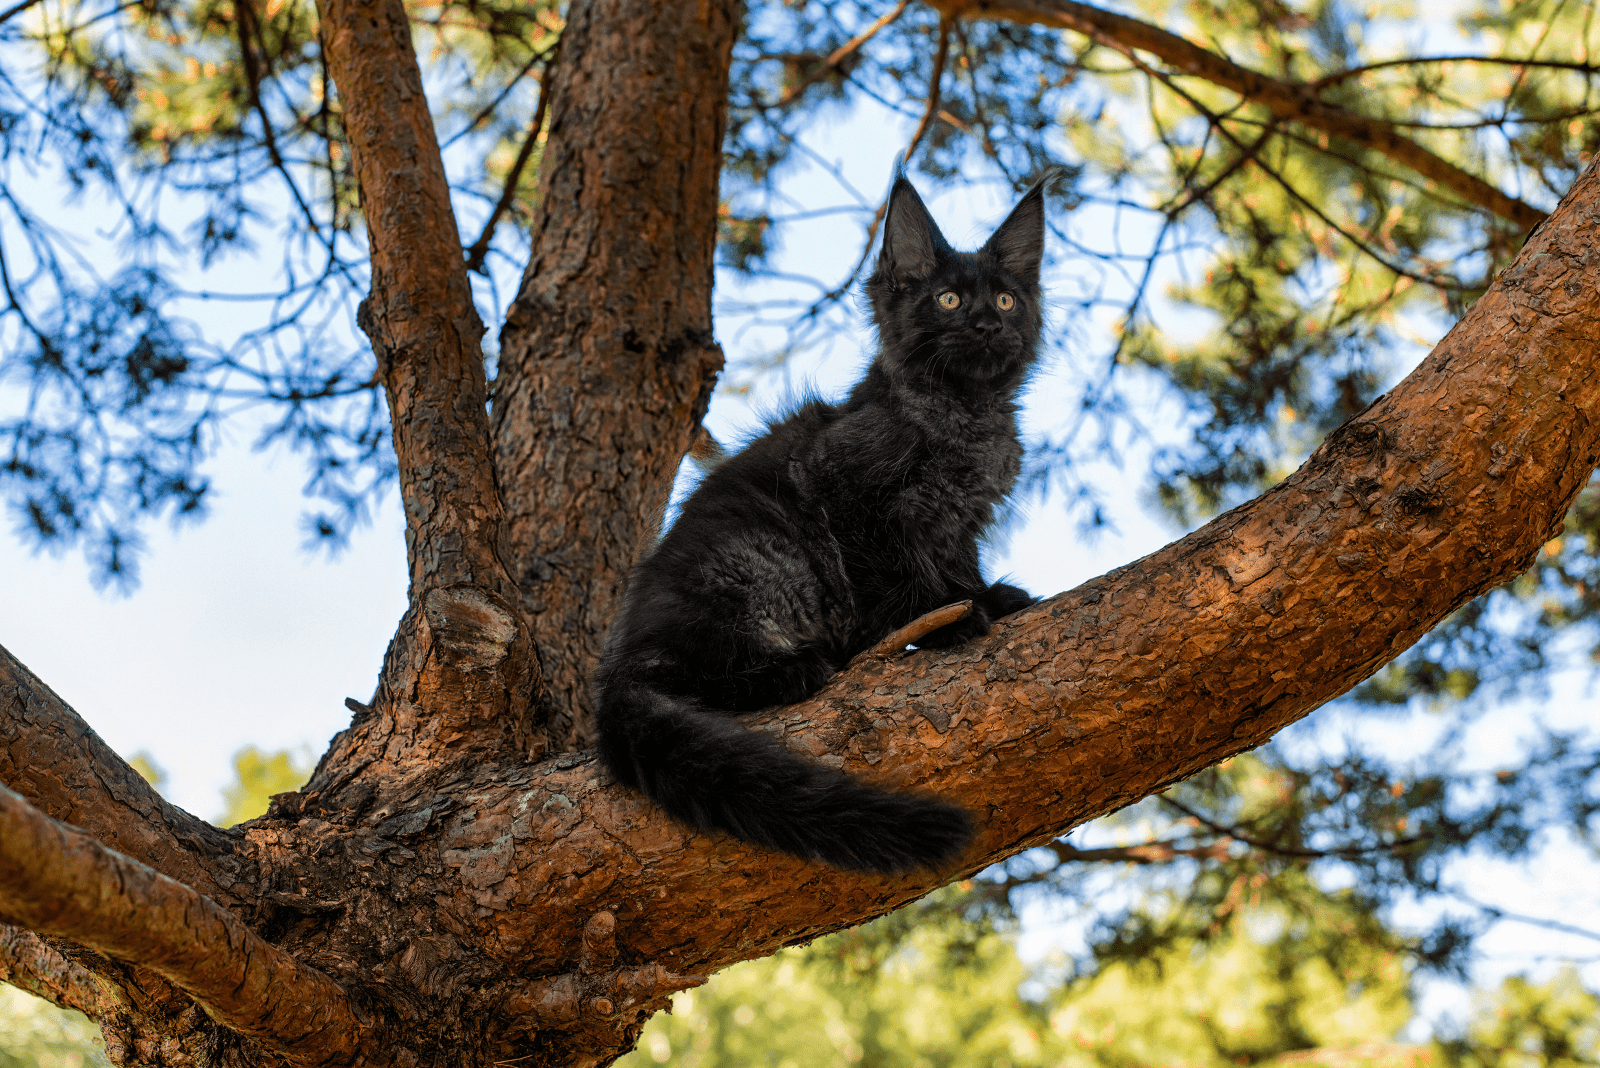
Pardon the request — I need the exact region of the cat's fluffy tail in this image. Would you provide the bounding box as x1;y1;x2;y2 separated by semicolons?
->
596;677;972;873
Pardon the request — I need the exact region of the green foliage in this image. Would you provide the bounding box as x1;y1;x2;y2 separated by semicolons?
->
215;745;311;827
0;978;109;1067
622;880;1440;1068
622;884;1600;1068
1438;969;1600;1068
624;891;1064;1068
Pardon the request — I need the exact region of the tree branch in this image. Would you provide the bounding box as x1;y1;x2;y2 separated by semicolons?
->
942;0;1550;229
317;0;512;598
0;786;369;1066
491;0;736;743
313;0;546;767
851;600;972;663
423;155;1600;977
0;925;131;1022
0;641;236;904
1052;838;1235;863
904;14;953;161
757;0;912;110
464;43;559;276
1158;796;1425;859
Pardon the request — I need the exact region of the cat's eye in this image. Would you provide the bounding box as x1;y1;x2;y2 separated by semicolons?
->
997;293;1015;311
937;292;961;309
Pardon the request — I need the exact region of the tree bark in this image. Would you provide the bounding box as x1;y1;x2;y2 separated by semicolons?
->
489;0;736;745
3;0;1599;1060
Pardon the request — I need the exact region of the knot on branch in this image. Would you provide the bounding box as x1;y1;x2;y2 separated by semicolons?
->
422;585;520;671
501;911;706;1035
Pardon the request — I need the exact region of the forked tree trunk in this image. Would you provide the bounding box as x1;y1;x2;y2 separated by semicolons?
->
2;0;1599;1065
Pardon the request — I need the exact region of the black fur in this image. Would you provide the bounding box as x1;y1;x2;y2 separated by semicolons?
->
594;175;1049;873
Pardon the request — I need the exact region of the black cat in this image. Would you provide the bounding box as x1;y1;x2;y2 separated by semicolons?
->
594;174;1048;873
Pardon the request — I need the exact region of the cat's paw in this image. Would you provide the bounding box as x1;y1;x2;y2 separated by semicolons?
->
979;581;1037;619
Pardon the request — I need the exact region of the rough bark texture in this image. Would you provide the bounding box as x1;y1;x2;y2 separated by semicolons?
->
0;786;368;1066
317;0;545;777
3;0;1598;1063
489;0;736;745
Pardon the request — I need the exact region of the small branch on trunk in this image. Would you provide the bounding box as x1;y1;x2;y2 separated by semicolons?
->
501;910;705;1035
943;0;1549;229
465;42;560;275
904;14;953;162
503;964;706;1033
0;925;131;1021
0;785;369;1066
851;601;973;665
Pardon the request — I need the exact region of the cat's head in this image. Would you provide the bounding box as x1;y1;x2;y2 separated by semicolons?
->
865;175;1048;388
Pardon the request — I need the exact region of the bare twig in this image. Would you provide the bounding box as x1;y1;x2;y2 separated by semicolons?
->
1127;54;1465;289
0;0;43;25
1159;795;1427;859
442;43;555;151
0;786;369;1064
1450;891;1600;944
904;15;953;162
852;601;973;665
943;0;1550;228
235;0;339;258
1311;54;1600;90
465;43;559;275
1052;838;1236;864
761;0;912;110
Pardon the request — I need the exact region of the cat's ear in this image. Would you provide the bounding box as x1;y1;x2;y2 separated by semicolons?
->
983;177;1049;285
877;176;950;284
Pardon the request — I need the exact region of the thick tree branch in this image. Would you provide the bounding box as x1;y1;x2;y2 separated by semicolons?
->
491;0;737;744
0;786;369;1066
940;0;1550;229
412;155;1600;979
0;925;131;1022
318;0;512;598
313;0;545;768
0;641;237;904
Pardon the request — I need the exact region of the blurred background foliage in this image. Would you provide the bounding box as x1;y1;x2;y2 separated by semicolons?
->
3;0;1600;1062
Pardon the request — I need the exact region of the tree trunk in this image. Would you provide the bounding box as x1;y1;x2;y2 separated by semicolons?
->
3;0;1599;1064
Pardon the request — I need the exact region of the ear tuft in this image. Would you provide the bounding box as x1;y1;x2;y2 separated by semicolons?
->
877;176;950;285
982;176;1050;285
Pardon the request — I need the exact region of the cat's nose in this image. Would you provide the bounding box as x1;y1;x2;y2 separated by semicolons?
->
974;314;1003;333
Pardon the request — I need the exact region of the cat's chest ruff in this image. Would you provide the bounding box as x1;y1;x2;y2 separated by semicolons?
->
809;401;1019;521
